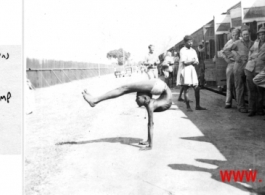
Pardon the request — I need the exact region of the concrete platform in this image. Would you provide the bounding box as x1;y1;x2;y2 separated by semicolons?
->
25;73;265;195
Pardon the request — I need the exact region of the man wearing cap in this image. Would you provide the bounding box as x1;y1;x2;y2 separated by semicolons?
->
143;45;160;79
176;35;206;111
223;27;254;113
246;26;265;116
220;28;240;108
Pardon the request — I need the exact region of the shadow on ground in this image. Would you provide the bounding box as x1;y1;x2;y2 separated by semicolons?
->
56;137;143;149
170;88;265;194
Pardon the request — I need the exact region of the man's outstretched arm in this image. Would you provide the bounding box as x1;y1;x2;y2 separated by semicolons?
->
140;104;154;150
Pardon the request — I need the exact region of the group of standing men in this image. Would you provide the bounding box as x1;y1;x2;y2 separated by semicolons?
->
221;26;265;118
143;35;206;111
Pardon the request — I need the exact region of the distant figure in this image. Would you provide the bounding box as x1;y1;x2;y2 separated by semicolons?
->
82;73;172;150
173;51;180;83
176;35;206;111
162;51;174;87
143;45;160;79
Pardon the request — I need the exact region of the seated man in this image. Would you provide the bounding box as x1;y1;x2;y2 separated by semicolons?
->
82;78;172;150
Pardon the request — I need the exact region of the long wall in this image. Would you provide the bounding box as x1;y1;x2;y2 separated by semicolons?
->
26;58;114;88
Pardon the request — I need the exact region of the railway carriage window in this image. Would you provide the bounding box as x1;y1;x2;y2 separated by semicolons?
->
245;21;257;41
216;34;226;52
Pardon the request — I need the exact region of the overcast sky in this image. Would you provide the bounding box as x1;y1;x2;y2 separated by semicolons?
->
25;0;240;64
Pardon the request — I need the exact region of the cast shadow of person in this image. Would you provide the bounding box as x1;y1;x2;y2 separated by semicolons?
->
168;160;265;195
56;137;143;149
172;92;265;194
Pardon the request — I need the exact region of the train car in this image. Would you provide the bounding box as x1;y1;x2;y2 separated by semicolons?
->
161;0;265;90
215;0;265;87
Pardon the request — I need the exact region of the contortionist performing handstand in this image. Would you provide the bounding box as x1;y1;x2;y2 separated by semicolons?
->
82;77;172;150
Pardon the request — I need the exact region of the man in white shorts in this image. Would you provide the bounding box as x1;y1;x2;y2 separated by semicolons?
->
177;35;206;111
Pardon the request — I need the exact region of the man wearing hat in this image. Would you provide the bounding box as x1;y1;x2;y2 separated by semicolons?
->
247;26;265;117
223;27;254;114
176;35;206;111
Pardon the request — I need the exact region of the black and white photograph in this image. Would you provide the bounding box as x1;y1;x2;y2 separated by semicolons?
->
24;0;265;194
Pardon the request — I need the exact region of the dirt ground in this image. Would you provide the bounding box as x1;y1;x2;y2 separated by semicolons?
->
25;73;265;195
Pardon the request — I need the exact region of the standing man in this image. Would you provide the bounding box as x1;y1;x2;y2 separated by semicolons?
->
221;28;240;108
143;45;160;79
161;51;174;87
245;26;265;116
223;27;254;113
196;41;206;87
176;35;206;111
172;51;180;85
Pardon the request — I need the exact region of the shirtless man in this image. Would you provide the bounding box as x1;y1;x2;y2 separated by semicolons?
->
82;78;172;150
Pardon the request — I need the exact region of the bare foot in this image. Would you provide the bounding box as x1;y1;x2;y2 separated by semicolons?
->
140;146;152;151
139;140;149;145
195;106;207;110
82;90;96;107
178;98;192;102
187;108;193;112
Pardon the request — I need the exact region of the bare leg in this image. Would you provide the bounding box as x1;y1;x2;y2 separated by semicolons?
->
194;86;207;110
178;86;184;101
184;86;193;111
82;80;156;107
140;104;154;151
178;86;193;102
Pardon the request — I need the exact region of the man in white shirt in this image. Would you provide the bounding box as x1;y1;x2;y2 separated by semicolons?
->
177;35;206;111
143;45;160;79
